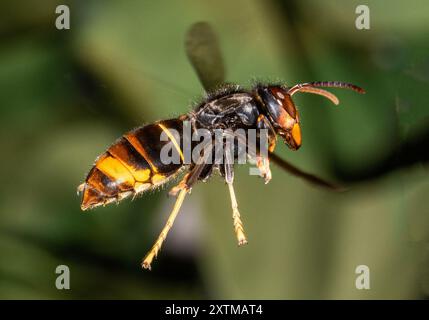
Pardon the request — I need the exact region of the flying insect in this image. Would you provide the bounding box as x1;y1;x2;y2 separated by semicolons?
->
78;22;365;270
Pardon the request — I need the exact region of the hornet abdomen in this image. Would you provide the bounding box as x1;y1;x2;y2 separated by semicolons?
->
79;118;185;210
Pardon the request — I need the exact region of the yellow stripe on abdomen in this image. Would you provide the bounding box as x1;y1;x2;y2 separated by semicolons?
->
108;138;152;183
158;123;184;162
96;154;136;187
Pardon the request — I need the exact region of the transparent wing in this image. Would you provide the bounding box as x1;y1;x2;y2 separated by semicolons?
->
185;22;226;92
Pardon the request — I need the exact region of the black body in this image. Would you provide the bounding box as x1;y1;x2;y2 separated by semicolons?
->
188;85;276;183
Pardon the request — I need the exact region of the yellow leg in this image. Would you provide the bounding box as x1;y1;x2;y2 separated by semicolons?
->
227;182;248;246
142;188;188;270
256;154;272;184
255;115;275;184
169;173;190;197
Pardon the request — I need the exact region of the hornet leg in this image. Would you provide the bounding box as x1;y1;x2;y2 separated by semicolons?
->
141;187;188;270
142;146;211;270
223;143;248;246
256;114;277;184
227;182;248;246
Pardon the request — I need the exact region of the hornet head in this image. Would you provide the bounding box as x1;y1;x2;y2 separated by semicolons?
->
257;81;365;150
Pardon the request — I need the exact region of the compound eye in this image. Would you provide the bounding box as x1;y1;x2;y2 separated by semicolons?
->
269;87;297;119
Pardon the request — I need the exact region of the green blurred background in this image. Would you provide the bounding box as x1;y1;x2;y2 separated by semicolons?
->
0;0;428;299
